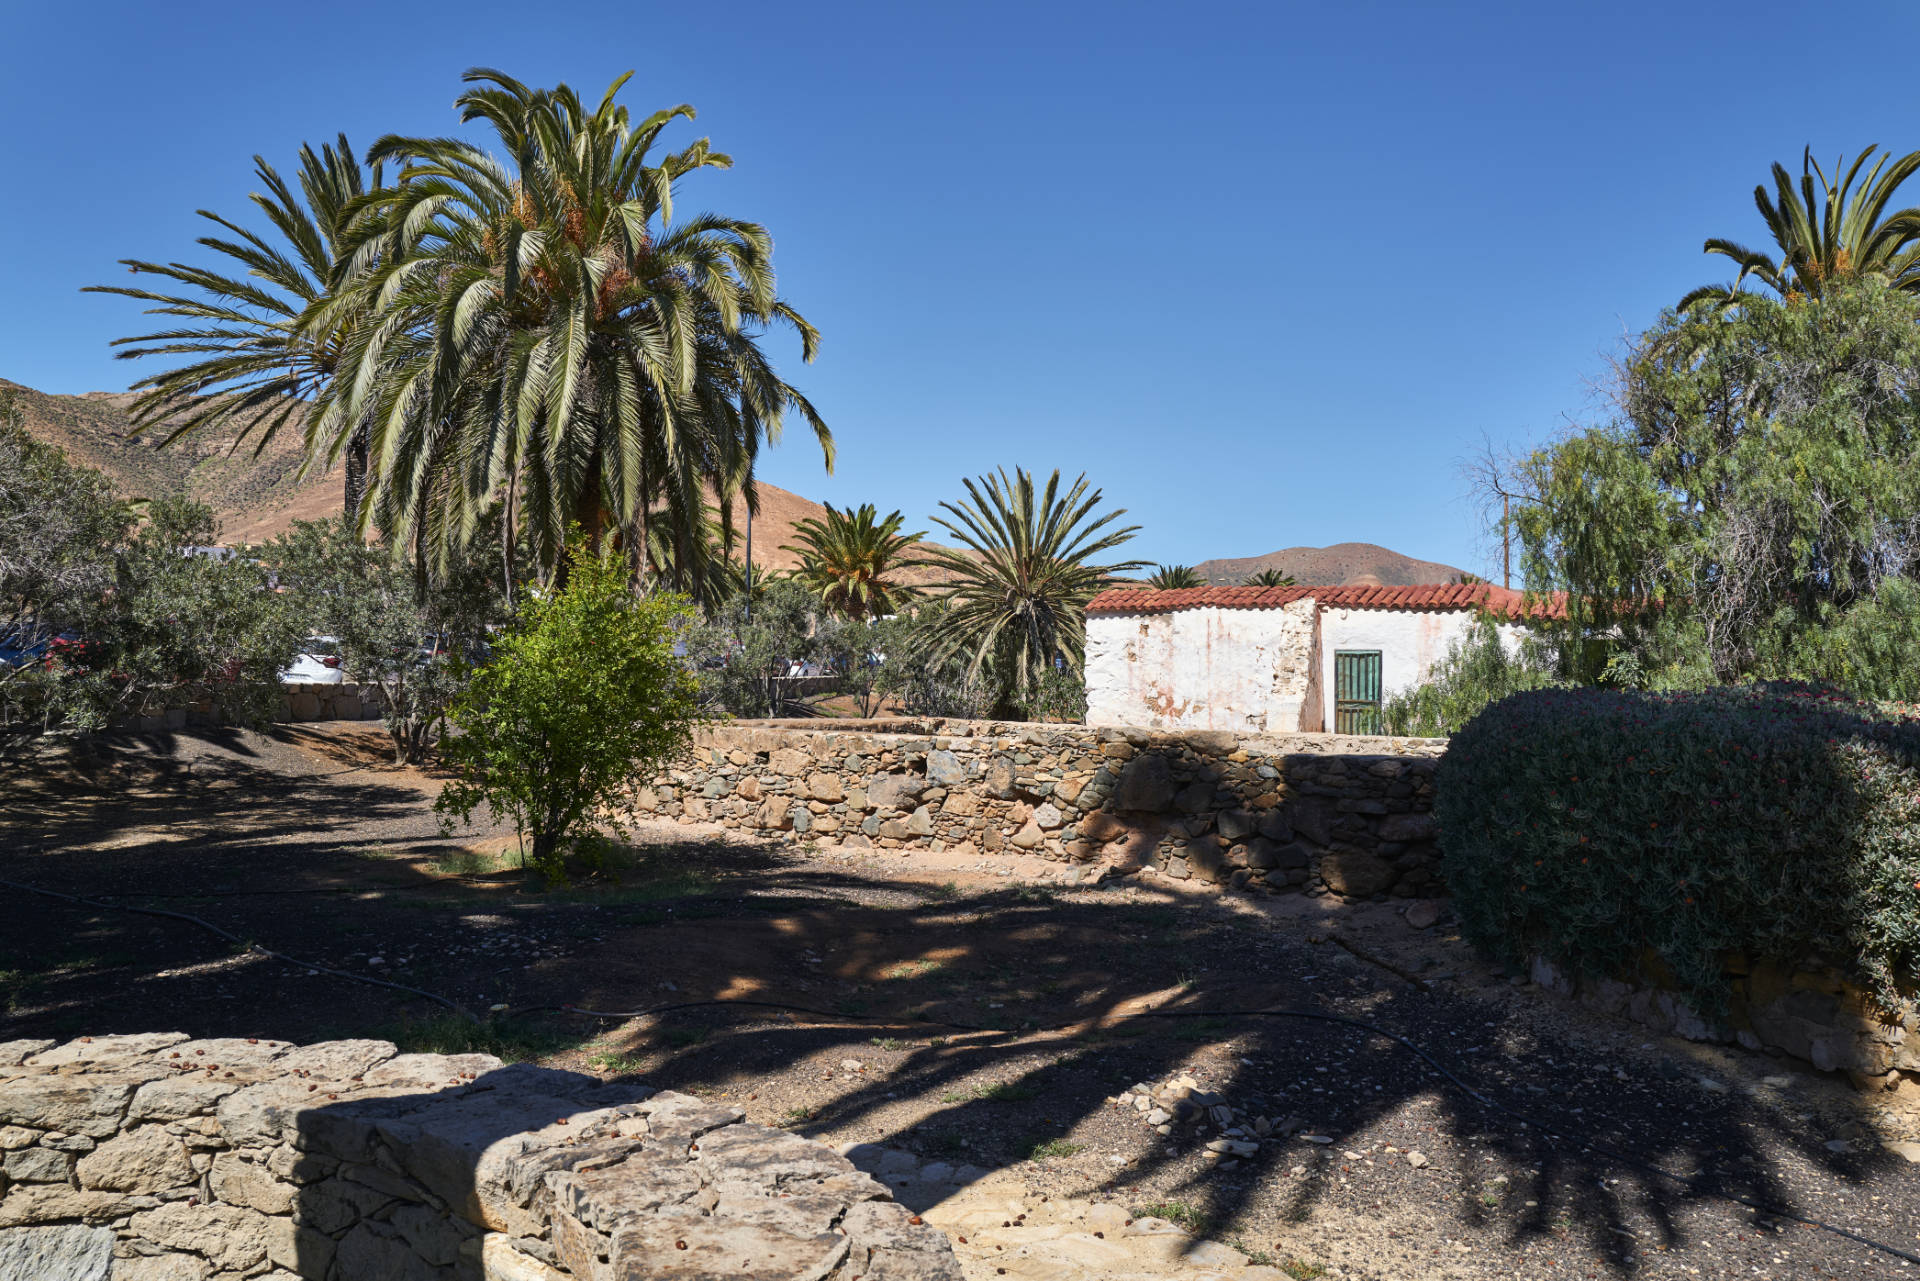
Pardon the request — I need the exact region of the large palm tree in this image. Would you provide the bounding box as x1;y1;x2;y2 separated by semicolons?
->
1146;564;1204;589
87;137;382;516
311;69;830;580
1682;146;1920;310
781;503;925;619
919;468;1145;717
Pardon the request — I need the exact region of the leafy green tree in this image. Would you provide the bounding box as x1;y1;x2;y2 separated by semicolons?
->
313;68;830;583
1514;278;1920;685
19;499;303;733
1382;614;1558;736
266;518;508;763
869;606;993;719
436;544;701;878
1;407;306;733
1242;568;1296;587
682;578;820;717
782;503;925;619
0;394;129;681
87;138;382;514
1760;577;1920;703
811;613;890;717
1682;145;1920;310
1146;564;1203;589
919;467;1145;718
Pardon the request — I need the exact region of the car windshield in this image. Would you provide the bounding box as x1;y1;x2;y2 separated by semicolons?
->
304;638;339;657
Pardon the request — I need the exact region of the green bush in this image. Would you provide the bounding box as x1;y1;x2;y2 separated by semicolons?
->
436;544;702;880
1435;683;1920;1011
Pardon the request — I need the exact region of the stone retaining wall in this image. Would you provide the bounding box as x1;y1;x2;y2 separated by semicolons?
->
644;718;1446;899
0;1033;960;1281
276;683;387;725
115;686;388;734
1528;954;1920;1085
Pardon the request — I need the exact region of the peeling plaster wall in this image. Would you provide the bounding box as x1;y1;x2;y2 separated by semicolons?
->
1316;609;1527;726
1085;600;1318;731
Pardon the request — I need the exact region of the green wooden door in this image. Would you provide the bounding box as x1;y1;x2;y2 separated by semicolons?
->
1334;650;1383;735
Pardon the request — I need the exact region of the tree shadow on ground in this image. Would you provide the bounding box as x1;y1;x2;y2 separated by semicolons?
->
2;728;1915;1277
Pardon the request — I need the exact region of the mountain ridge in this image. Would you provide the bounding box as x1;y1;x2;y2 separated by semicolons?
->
4;378;1468;585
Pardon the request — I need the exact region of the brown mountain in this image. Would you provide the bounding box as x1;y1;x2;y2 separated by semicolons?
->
0;377;950;571
0;376;337;544
1195;542;1468;587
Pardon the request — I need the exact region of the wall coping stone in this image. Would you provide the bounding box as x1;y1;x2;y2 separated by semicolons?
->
0;1034;961;1280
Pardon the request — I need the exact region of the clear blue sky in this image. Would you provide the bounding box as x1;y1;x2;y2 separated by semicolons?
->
5;0;1916;574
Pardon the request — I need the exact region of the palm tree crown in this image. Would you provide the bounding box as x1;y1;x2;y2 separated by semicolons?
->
782;503;925;619
1682;146;1920;310
919;468;1145;716
311;68;830;578
1147;564;1204;589
1242;567;1296;587
87;137;381;513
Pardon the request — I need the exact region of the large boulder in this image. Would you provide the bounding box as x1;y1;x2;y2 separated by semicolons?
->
1114;754;1174;812
0;1224;114;1281
925;750;967;786
1320;849;1396;897
867;774;926;812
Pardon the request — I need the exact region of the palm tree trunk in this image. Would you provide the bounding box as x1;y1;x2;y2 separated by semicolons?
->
343;421;370;523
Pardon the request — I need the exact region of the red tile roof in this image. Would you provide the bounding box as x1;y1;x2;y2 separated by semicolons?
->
1086;583;1567;619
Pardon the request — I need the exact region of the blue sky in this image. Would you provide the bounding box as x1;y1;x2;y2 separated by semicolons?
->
5;0;1917;574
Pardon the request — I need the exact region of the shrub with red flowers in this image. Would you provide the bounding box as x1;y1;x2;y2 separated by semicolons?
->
1436;682;1920;1012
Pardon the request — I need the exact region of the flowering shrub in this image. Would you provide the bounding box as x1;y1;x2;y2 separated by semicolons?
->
1435;683;1920;1011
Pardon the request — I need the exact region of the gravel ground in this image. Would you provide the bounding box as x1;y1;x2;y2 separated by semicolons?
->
3;723;1919;1279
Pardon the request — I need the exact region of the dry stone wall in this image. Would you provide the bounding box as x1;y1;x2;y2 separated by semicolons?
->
0;1033;960;1281
642;719;1446;899
114;686;387;734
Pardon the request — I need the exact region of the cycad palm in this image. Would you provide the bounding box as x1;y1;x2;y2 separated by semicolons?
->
87;137;381;514
312;68;830;579
1147;564;1204;589
919;468;1145;717
782;503;925;619
1682;146;1920;309
1242;568;1296;587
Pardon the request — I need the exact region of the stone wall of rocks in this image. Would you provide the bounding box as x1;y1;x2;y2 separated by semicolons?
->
643;718;1446;899
0;1033;960;1281
1528;954;1920;1086
276;684;386;725
111;686;387;734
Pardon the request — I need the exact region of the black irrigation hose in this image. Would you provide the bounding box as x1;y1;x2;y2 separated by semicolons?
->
0;877;474;1021
5;874;1916;1267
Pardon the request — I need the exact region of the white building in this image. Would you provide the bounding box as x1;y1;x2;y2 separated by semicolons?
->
1083;583;1550;733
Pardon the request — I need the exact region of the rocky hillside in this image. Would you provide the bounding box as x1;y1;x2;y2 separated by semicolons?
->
0;377;868;560
0;376;335;544
1195;542;1468;587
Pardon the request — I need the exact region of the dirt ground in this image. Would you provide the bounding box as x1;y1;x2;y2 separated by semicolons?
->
4;723;1920;1280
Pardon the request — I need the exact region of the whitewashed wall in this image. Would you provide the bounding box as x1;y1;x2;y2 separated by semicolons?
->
1085;600;1317;731
1315;608;1526;725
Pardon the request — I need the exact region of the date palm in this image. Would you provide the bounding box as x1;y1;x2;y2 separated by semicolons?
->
1681;146;1920;310
919;468;1145;717
311;69;830;580
1243;568;1296;587
87;137;382;516
1147;564;1204;589
782;503;925;619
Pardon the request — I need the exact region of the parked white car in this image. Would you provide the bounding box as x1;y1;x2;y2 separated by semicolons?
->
280;636;346;684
